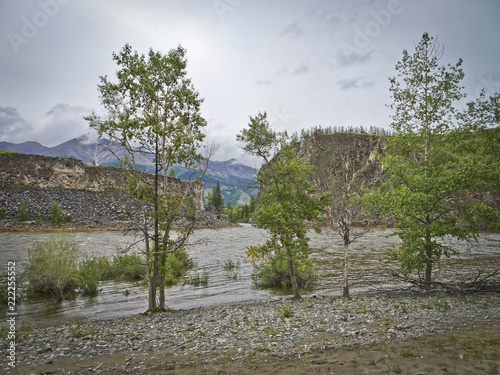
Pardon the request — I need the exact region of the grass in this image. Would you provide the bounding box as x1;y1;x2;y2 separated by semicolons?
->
184;269;209;287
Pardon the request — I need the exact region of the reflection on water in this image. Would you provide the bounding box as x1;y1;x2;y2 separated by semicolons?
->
1;225;498;326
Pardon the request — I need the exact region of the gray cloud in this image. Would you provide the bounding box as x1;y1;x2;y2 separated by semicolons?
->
336;49;373;67
337;77;375;91
294;62;309;75
0;106;32;141
42;103;91;146
280;20;303;39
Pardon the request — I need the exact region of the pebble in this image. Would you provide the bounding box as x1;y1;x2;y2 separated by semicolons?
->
2;291;499;371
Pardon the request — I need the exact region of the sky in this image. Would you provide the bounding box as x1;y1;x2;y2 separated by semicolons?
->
1;0;499;166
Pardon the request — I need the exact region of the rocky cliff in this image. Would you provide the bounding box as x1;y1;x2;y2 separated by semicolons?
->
295;133;388;191
0;153;225;228
292;132;499;226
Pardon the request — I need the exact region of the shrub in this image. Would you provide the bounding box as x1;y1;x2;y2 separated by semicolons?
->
18;201;29;221
51;201;61;225
77;257;112;296
252;256;317;289
109;253;146;280
26;236;80;300
163;247;195;286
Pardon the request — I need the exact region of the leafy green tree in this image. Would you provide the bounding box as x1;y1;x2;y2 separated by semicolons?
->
207;180;224;212
51;201;61;225
239;112;329;299
86;43;207;311
362;33;500;285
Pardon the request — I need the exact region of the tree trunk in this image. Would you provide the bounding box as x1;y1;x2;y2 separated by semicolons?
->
288;259;301;299
424;226;432;287
424;246;432;286
343;241;350;298
145;235;157;311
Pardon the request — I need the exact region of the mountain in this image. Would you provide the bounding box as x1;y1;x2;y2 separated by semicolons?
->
0;141;48;155
0;133;258;206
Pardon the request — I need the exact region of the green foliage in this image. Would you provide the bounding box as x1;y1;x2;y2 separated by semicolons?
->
238;112;329;298
183;196;197;222
225;197;255;223
162;247;194;286
18;200;29;221
279;303;294;320
207;180;224;212
184;269;209;287
252;256;317;289
26;236;80;300
292;124;391;141
86;42;207;311
361;33;500;284
50;201;61;225
109;253;146;280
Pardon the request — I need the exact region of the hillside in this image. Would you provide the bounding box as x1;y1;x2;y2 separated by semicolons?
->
0;152;234;228
0;133;258;207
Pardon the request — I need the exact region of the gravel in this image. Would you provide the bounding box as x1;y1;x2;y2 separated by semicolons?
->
3;290;499;373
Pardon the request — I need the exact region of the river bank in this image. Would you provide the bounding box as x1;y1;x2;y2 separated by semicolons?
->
3;289;499;374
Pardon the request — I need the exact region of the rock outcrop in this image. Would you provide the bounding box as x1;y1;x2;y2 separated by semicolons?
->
0;153;232;228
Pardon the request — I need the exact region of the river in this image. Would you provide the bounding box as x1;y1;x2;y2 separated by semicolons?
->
1;225;499;326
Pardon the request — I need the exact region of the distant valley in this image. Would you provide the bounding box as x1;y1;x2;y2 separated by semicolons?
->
0;133;258;207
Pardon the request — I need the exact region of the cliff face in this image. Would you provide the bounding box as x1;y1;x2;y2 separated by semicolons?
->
296;133;388;192
0;153;205;227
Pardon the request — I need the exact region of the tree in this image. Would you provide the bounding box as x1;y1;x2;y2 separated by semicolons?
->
18;200;29;221
207;180;224;212
86;43;207;311
51;201;61;225
362;33;500;285
238;112;329;299
325;154;369;298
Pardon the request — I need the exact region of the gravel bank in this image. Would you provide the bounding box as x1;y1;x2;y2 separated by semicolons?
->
3;290;499;374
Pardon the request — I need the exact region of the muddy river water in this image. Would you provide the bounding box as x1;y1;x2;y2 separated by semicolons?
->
1;225;498;326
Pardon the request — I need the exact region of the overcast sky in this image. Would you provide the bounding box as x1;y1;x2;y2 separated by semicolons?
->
1;0;499;166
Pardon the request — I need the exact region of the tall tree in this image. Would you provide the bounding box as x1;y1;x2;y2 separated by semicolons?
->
207;180;224;212
238;112;329;299
325;154;369;298
86;43;207;311
362;33;500;285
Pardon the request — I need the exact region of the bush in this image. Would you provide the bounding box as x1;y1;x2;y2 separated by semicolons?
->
252;256;317;289
26;236;80;300
77;257;112;296
109;253;146;280
51;201;61;225
163;247;195;286
18;201;29;221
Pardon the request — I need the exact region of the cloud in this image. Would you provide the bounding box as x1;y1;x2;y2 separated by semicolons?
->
42;103;91;146
337;77;375;90
256;80;273;85
275;62;310;77
280;20;303;39
294;62;309;75
0;106;33;142
45;103;88;117
336;49;373;66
